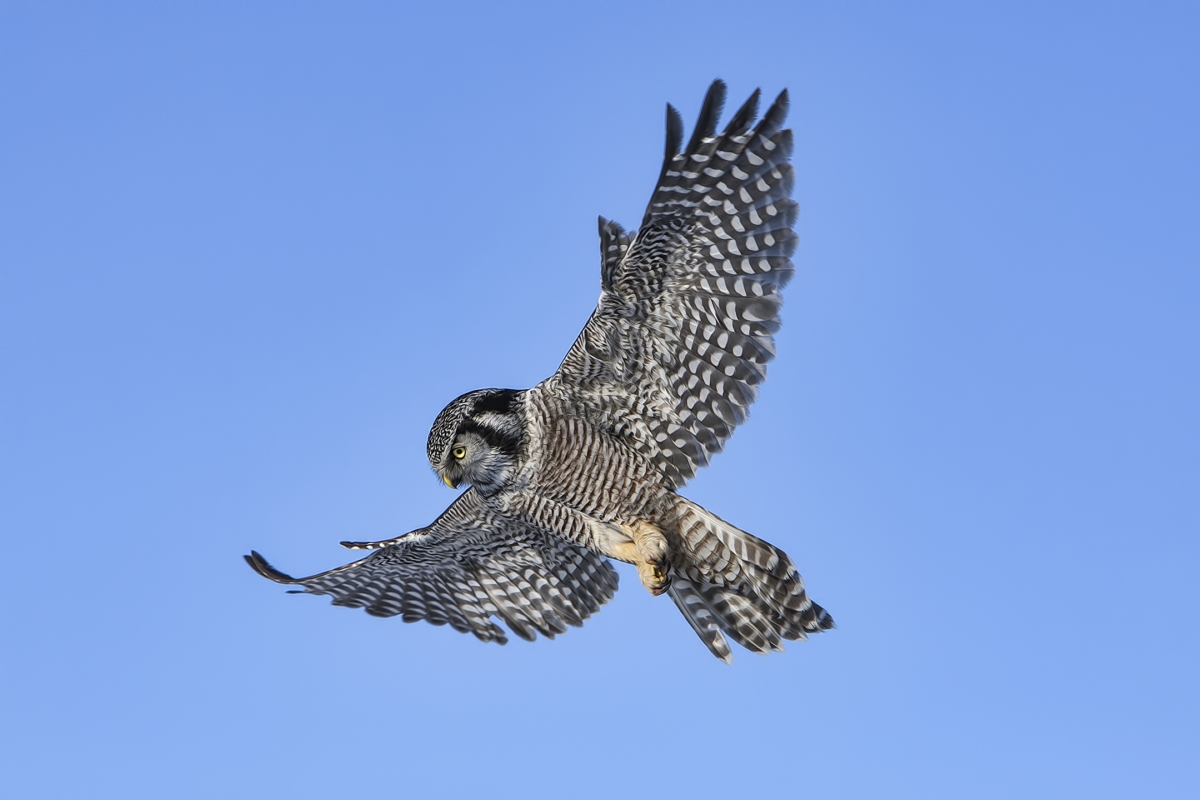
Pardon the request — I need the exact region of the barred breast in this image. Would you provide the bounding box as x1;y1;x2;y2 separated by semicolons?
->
521;384;670;526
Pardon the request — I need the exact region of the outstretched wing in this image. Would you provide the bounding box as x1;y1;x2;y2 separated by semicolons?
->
553;80;798;488
245;488;619;645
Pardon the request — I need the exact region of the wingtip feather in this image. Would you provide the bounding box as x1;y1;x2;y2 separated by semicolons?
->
758;88;790;135
726;88;761;135
685;79;728;154
245;551;299;584
664;103;684;159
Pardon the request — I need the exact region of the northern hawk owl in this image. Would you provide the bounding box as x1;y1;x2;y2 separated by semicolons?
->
246;81;834;662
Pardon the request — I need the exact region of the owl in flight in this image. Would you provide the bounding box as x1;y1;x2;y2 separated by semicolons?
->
246;80;834;662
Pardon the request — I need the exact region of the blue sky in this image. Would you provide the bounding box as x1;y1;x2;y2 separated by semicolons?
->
2;2;1197;798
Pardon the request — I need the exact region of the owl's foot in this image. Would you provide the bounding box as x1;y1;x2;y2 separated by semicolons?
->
625;520;668;564
636;560;671;596
620;520;671;596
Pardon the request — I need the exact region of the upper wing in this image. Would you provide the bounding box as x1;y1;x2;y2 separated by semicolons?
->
245;488;619;645
553;81;798;488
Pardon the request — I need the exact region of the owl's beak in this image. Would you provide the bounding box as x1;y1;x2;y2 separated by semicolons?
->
443;475;458;489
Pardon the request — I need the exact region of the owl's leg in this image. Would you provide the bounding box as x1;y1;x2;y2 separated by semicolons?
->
619;520;671;596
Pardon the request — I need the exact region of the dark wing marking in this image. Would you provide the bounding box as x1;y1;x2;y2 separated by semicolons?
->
245;489;619;644
553;80;798;488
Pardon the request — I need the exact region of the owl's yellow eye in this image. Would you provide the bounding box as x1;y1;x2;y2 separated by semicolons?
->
452;446;466;460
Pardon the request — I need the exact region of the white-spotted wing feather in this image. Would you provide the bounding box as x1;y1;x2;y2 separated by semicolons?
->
554;81;798;488
245;488;619;645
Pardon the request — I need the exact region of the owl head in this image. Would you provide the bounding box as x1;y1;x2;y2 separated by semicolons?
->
426;388;525;494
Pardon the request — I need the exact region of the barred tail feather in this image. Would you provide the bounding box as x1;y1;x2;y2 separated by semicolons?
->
669;577;817;663
668;496;834;661
666;580;733;664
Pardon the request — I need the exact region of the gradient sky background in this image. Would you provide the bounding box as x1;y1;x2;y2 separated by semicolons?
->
3;2;1197;798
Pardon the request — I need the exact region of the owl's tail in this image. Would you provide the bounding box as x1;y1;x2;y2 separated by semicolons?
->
665;497;833;663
